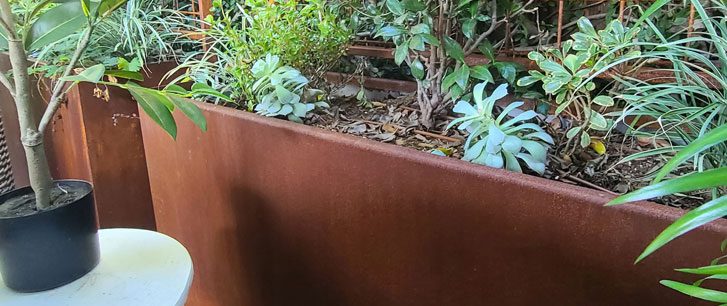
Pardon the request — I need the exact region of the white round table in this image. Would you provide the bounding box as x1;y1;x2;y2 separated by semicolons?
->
0;228;193;306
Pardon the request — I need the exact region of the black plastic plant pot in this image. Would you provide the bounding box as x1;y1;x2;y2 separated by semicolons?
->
0;180;99;292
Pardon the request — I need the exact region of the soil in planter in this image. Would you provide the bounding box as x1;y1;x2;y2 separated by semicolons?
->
310;94;705;209
0;186;86;218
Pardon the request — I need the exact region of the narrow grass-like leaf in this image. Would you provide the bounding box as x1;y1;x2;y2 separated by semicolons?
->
660;280;727;303
653;125;727;182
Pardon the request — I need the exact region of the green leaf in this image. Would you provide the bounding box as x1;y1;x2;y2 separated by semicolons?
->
401;0;426;12
61;63;105;82
563;54;580;73
592;96;614;107
394;43;408;65
462;19;476;39
127;83;177;139
640;196;727;262
454;65;470;89
164;84;189;95
653;124;727;182
608;168;727;205
410;59;425;80
420;33;440;46
191;83;230;101
479;41;495;61
443;36;465;62
677;264;727;276
26;1;86;50
95;0;126;16
517;76;539;87
385;0;404;15
410;23;430;35
577;17;597;37
580;131;590;148
169;96;207;132
495;62;518;85
409;35;426;51
376;26;405;38
660;280;727;303
471;65;493;84
104;69;143;81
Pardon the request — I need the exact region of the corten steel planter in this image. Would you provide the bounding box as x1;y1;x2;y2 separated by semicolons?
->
140;101;727;306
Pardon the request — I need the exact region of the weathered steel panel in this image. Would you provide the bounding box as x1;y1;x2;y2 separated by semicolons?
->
141;102;727;306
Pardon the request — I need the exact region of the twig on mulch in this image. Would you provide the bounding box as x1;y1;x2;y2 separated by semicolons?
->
413;130;462;143
556;169;619;195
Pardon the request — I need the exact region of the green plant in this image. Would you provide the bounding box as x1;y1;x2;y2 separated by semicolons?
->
608;125;727;303
169;0;351;109
252;54;328;123
518;18;640;152
611;1;727;178
372;0;531;128
32;0;191;71
447;83;553;175
606;2;727;303
0;0;224;208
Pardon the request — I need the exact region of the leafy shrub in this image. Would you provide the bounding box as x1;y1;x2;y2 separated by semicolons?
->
448;83;553;175
371;0;530;128
518;18;639;150
169;0;351;109
252;54;328;123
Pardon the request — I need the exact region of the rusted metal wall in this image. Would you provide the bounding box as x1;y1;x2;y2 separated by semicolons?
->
0;56;165;230
141;102;727;306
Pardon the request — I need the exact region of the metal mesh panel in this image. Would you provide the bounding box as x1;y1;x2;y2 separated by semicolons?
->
0;114;15;194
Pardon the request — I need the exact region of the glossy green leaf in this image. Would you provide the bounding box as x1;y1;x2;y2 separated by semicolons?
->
394;43;408;65
471;65;493;84
660;280;727;303
653;124;727;182
410;59;425;80
26;1;86;50
127;82;177;139
443;36;465;62
169;96;207;132
385;0;404;15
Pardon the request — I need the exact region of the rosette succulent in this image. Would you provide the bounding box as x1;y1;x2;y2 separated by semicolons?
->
448;83;554;175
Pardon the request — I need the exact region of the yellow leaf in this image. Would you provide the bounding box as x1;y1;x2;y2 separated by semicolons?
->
590;139;606;155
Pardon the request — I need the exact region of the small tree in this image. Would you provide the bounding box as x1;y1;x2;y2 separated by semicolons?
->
0;0;222;209
372;0;534;128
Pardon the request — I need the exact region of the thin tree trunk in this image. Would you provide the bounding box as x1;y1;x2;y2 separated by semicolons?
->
1;0;54;209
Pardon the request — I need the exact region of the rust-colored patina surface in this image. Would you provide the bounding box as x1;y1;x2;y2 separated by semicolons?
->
141;102;727;306
0;57;170;230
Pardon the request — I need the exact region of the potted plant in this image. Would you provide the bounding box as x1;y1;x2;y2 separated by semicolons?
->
0;0;223;292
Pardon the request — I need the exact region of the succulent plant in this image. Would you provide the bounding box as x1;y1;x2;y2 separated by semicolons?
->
448;83;554;175
252;54;328;123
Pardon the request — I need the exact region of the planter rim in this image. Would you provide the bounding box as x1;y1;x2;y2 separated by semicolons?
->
184;100;727;233
0;179;93;220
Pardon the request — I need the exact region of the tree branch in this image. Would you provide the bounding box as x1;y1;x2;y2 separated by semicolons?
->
0;70;14;96
37;26;93;134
